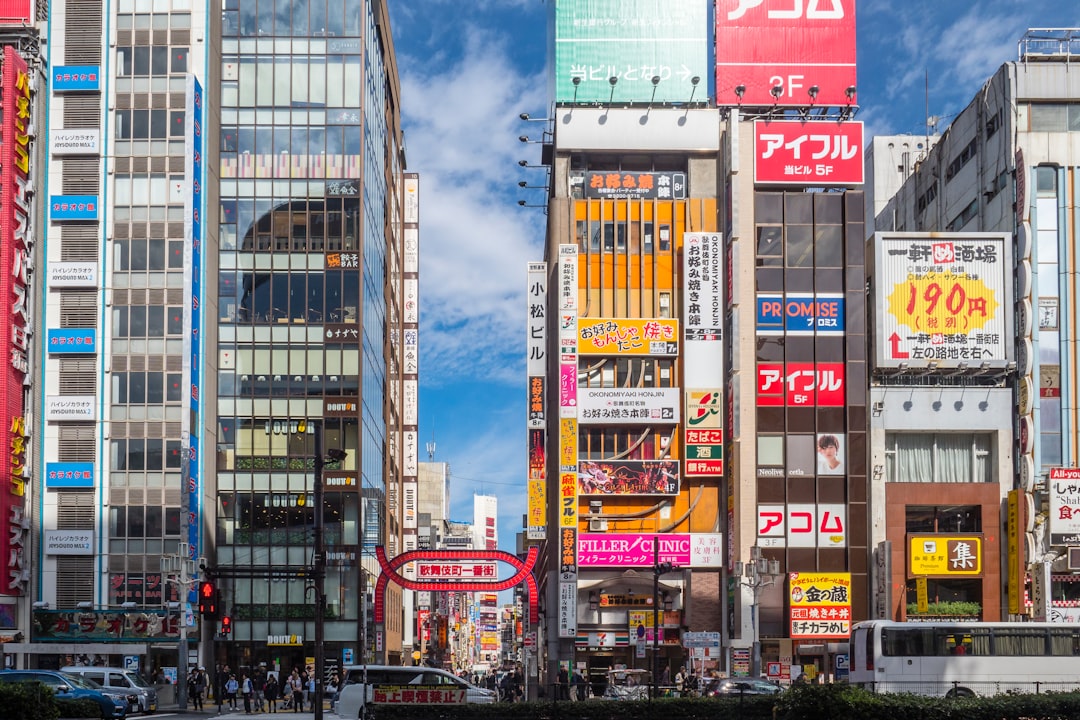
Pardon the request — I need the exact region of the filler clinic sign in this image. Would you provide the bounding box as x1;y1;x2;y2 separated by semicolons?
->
715;0;857;108
754;121;864;185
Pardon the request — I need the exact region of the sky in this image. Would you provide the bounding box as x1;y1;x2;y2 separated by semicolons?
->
385;0;1080;552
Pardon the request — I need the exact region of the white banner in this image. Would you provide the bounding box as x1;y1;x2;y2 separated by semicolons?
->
50;128;100;155
527;262;547;377
46;395;96;421
577;387;679;424
44;530;93;555
1049;468;1080;545
559;581;577;638
48;261;98;288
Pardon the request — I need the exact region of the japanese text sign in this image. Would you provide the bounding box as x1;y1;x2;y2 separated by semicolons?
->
716;0;856;107
578;533;724;568
754;121;863;185
756;293;845;335
907;535;982;576
789;572;851;639
874;233;1012;371
756;362;844;406
578;318;679;356
1049;467;1080;545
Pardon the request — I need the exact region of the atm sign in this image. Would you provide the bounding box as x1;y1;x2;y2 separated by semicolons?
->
757;293;844;336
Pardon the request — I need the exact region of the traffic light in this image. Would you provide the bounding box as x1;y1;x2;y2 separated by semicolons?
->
221;614;232;636
198;581;217;618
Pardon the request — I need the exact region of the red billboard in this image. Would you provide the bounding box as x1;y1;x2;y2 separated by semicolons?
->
756;362;845;406
716;0;857;107
754;121;863;186
0;45;31;595
0;1;30;25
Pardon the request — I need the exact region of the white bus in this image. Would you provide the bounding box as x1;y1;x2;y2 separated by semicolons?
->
849;620;1080;697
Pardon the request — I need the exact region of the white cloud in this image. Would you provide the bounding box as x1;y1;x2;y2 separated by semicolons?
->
397;25;549;385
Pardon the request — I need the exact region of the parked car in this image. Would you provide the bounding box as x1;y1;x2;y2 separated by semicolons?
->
336;665;495;719
61;666;158;714
0;669;129;718
707;678;783;696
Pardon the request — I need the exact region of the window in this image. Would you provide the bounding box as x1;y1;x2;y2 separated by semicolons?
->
946;198;979;232
905;506;981;533
884;433;992;483
944;138;977;181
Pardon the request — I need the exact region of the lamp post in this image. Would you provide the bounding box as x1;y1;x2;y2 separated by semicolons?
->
312;424;347;720
651;537;673;699
735;546;782;678
161;542;203;710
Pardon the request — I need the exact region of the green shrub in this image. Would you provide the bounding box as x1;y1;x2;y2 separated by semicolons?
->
0;680;59;720
905;600;981;617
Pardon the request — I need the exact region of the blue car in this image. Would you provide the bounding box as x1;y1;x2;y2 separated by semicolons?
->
0;669;128;718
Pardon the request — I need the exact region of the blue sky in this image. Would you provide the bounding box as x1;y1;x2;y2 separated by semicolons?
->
385;0;1080;551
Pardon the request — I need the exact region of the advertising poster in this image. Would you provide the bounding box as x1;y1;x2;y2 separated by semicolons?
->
579;459;678;495
789;572;851;638
754;121;863;185
578;317;679;356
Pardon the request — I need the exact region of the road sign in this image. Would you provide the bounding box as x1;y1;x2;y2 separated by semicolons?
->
683;631;721;648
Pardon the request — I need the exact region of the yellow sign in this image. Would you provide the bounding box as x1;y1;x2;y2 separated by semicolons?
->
560;418;577;468
789;572;851;639
577;318;679;355
886;272;999;335
915;577;928;613
527;479;546;534
908;536;982;576
560;473;577;528
1007;490;1021;614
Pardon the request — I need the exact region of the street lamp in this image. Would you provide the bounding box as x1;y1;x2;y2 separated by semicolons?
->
652;537;674;699
312;424;347;720
161;542;204;710
734;546;782;678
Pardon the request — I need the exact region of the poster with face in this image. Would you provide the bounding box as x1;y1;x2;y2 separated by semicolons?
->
815;433;846;476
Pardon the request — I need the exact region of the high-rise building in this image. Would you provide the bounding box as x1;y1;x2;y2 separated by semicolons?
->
531;0;865;690
27;0;410;678
868;28;1080;624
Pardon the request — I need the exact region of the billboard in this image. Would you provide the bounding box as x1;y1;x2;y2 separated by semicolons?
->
1;46;32;595
756;362;845;406
756;504;847;548
45;462;95;489
577;387;679;424
47;261;98;287
46;328;97;354
907;536;982;576
874;233;1012;370
0;1;29;24
1049;468;1080;545
50;128;100;156
789;572;851;639
50;194;99;221
554;0;709;104
684;390;723;477
716;0;857;107
583;171;686;200
526;262;547;540
579;459;679;495
754;121;863;185
683;231;724;477
756;293;845;335
578;317;678;355
51;65;101;92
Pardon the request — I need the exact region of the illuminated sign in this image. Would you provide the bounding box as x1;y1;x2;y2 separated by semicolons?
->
578;533;724;568
1;46;31;595
46;328;97;354
579;459;679;495
45;462;95;489
753;121;864;185
907;536;982;576
756;293;845;335
52;65;101;92
49;194;98;220
1050;467;1080;545
578;318;679;356
582;171;686;200
789;572;851;638
715;0;857;107
756;504;847;548
578;387;679;424
874;233;1011;370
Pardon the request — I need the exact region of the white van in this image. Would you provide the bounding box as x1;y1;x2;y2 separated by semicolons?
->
61;666;158;714
336;665;494;719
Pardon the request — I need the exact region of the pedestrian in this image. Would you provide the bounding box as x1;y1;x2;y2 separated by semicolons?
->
675;666;686;697
306;673;315;710
264;673;279;713
187;671;201;711
327;672;340;712
558;666;569;700
280;675;291;711
253;669;266;711
195;668;207;710
225;673;239;710
571;669;586;701
242;673;254;713
290;669;304;712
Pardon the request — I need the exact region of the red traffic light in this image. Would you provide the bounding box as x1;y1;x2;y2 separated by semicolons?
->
198;581;217;618
221;615;232;635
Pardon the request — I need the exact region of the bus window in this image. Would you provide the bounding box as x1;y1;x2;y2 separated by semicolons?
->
1050;628;1080;656
863;627;874;671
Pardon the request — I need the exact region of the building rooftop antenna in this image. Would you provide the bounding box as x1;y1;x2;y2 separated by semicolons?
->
426;423;435;462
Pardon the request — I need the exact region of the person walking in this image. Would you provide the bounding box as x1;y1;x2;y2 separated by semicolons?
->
187;671;202;711
242;673;254;713
327;671;340;712
675;666;686;697
253;669;266;712
264;673;279;713
225;673;239;710
571;669;586;701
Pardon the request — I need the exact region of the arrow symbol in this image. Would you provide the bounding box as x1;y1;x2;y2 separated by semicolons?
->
889;332;910;359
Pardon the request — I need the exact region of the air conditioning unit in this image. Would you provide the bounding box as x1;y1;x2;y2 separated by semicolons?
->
588;518;607;532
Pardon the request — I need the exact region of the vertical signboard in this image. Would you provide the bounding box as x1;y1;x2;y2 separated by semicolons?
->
527;263;547;540
753;121;864;186
683;232;724;477
558;245;578;637
715;0;857;107
402;174;421;577
182;75;204;580
789;572;851;638
1;46;32;595
1006;490;1025;615
554;0;709;105
873;233;1012;371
